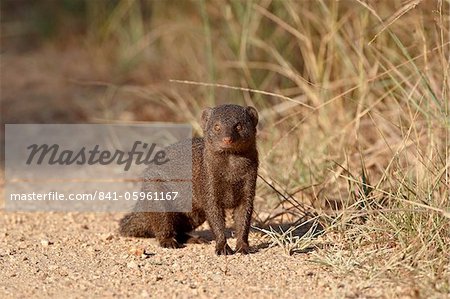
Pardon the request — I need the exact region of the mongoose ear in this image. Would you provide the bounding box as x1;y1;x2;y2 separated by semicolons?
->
201;107;213;131
246;106;258;128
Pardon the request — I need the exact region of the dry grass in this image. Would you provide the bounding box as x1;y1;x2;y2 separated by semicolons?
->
145;1;449;296
2;0;449;297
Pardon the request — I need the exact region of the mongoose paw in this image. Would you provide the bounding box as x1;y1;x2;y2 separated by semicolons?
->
235;243;250;254
159;238;182;249
215;243;234;255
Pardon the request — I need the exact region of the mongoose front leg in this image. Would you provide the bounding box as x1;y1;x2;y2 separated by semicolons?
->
202;161;234;255
233;177;256;254
233;203;253;254
205;203;233;255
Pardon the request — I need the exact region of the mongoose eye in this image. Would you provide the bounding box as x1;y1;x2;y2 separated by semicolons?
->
214;124;221;132
236;124;242;131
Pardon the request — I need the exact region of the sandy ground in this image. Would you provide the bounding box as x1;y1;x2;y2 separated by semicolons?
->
0;207;416;299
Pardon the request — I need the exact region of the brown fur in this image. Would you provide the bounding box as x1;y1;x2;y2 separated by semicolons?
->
119;104;258;255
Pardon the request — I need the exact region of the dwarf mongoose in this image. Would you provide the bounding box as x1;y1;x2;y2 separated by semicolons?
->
119;104;258;255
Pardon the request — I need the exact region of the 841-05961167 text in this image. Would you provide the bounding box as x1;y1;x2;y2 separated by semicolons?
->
9;191;179;201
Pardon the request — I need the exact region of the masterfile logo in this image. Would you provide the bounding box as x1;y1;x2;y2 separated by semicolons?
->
25;141;170;171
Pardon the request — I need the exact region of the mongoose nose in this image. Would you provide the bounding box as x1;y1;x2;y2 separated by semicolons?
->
222;137;233;145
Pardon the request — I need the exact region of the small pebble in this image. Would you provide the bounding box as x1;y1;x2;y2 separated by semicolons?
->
129;246;145;256
127;261;139;270
40;239;53;246
103;234;114;241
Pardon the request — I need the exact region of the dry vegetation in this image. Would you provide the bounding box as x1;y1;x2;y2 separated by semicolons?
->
2;0;449;297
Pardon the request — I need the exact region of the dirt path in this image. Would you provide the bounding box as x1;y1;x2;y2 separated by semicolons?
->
0;209;409;299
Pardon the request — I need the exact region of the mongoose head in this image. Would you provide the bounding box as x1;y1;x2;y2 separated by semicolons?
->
201;104;258;153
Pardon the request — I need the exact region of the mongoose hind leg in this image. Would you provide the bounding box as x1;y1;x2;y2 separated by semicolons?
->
149;212;183;248
119;212;154;238
158;237;183;249
174;210;209;244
